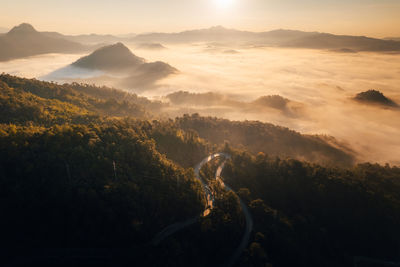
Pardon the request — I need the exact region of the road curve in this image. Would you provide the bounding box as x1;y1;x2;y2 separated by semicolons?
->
151;153;225;245
152;153;253;267
214;155;254;267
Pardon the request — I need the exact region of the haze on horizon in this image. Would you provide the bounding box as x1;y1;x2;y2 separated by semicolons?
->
1;0;400;37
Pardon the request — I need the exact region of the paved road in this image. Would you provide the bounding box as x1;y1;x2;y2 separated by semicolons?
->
214;155;254;267
152;153;225;245
152;153;254;267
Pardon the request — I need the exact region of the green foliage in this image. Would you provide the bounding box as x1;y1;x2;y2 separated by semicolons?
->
0;122;205;249
1;74;399;266
175;114;356;167
0;74;151;125
149;120;212;167
223;152;400;266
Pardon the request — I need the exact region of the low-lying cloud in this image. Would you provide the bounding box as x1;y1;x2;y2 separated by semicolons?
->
1;44;400;165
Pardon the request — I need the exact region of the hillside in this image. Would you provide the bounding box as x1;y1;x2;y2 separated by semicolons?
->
222;152;400;266
175;115;355;167
0;74;355;166
0;23;87;61
1;74;399;266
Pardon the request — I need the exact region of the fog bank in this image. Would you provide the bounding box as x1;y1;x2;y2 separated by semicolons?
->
1;45;399;165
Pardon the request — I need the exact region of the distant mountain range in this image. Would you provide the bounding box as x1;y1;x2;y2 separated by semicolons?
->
0;23;87;61
44;43;177;89
131;26;400;52
135;43;167;50
0;27;8;33
2;23;400;62
42;31;123;45
385;37;400;42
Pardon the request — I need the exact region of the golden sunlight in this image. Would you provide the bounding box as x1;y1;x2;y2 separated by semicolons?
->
214;0;235;9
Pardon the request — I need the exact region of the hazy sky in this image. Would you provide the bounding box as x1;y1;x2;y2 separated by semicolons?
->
1;0;400;37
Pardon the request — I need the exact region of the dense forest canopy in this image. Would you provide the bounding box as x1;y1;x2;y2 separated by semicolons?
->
0;74;399;266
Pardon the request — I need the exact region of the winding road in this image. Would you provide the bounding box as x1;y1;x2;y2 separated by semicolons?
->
152;153;253;267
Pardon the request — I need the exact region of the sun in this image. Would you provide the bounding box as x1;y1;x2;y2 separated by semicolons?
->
214;0;235;9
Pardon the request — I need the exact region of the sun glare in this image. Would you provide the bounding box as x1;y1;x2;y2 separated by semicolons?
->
214;0;235;9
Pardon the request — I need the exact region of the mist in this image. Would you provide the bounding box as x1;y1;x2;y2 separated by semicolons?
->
1;43;399;165
139;44;400;165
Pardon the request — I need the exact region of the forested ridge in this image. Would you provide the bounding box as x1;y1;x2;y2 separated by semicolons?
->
0;74;399;266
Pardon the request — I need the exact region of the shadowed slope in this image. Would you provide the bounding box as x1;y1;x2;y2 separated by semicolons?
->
0;23;86;61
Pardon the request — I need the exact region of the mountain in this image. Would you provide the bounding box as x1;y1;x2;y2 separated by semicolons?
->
385;37;400;42
72;42;145;71
283;33;400;51
354;90;399;108
131;26;259;44
252;95;290;110
121;61;178;88
131;26;400;52
135;43;167;50
0;23;87;61
42;31;123;45
256;29;317;44
0;26;8;33
44;43;177;88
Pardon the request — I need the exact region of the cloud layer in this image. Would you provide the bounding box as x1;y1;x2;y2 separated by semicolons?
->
1;44;399;165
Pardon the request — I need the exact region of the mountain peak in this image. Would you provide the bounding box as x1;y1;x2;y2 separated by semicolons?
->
210;25;225;30
208;25;230;32
8;23;38;35
72;42;145;71
96;42;131;54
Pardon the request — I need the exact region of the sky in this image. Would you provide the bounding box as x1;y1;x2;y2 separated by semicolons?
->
1;0;400;37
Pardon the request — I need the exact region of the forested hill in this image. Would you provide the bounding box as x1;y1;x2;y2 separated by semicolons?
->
175;114;355;167
1;74;399;266
0;74;355;166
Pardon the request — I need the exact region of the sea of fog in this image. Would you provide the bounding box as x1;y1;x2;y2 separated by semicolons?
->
1;45;399;165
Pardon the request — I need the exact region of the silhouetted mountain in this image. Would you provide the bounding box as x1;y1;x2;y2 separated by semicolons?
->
354;90;399;108
0;23;87;61
284;33;400;51
252;95;290;110
132;26;258;44
72;42;145;71
330;48;357;53
136;43;167;50
0;26;8;33
7;23;36;35
223;49;239;54
384;37;400;42
42;31;123;45
257;29;316;44
131;26;400;52
121;61;178;88
45;43;177;88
